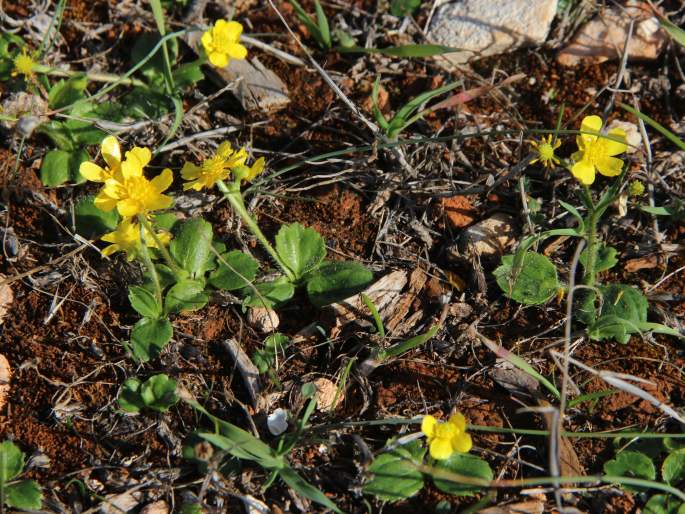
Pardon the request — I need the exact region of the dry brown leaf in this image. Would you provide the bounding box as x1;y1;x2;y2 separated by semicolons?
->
0;275;13;325
478;500;545;514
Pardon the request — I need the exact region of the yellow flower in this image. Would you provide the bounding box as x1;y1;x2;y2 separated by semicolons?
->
421;413;472;460
12;49;36;79
80;136;122;183
201;20;248;68
95;146;173;217
629;180;645;197
530;134;561;169
181;142;248;191
571;115;627;185
101;218;171;260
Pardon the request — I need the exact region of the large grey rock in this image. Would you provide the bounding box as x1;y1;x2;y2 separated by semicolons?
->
428;0;558;67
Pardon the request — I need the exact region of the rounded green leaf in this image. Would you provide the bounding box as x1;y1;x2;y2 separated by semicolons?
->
165;279;209;314
0;441;25;483
209;251;259;291
242;280;295;309
644;494;684;514
603;450;655;491
130;317;173;363
663;449;685;486
170;219;213;278
305;260;374;307
128;285;162;319
494;252;559;305
363;445;424;502
5;480;42;510
275;223;326;280
40;149;71;187
117;378;144;413
74;195;119;239
140;374;178;412
432;453;493;496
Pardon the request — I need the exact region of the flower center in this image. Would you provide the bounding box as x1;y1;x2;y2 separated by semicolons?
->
213;32;235;53
584;139;607;165
125;176;157;204
201;156;228;179
538;143;554;161
14;53;35;76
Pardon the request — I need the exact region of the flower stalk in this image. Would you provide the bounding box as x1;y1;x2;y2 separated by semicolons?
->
216;179;296;282
137;219;164;308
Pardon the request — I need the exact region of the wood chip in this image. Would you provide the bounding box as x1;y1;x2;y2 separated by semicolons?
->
213;58;290;112
222;339;264;410
312;377;342;411
0;274;13;325
478;501;545;514
625;254;660;272
0;354;11;411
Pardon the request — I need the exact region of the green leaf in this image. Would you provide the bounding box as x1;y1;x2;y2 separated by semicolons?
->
433;453;493;496
173;62;204;90
5;480;42;510
390;0;421;17
280;467;342;513
242;279;296;309
644;494;684;514
313;0;331;48
123;86;172;119
305;260;373;307
339;44;459;58
253;333;290;373
128;285;162;319
580;245;618;273
0;441;25;482
40;149;89;186
494;252;560;305
140;373;178;412
588;284;648;344
198;431;284;470
165;279;209;313
603;451;655;491
661;17;685;48
663;449;685;486
117;378;145;413
363;441;425;501
170;219;213;278
130;317;173;362
275;223;326;280
48;74;88;109
131;33;179;86
75;195;119;239
209;251;259;291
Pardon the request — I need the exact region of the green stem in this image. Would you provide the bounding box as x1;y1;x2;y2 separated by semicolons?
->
33;65;147;87
137;222;164;308
138;215;183;276
217;180;296;282
581;186;599;287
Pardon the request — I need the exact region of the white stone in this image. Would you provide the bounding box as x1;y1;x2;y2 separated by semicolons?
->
247;307;280;333
428;0;558;67
557;1;667;66
267;408;289;436
607;120;642;154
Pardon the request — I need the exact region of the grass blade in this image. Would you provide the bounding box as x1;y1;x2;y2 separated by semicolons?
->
313;0;331;48
620;102;685;151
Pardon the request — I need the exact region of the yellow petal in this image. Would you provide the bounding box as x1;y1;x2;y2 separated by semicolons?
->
448;412;467;432
94;191;118;212
227;43;247;60
101;136;121;169
579;115;602;144
429;438;453;460
181;162;200;180
146;194;173;211
201;30;213;48
127;147;152;169
79;161;107;182
222;20;244;41
216;142;234;159
421;415;437;438
451;432;473;453
117;199;140;217
595;155;624;177
151;168;174;193
101;244;118;256
604;128;627;156
571;159;596;185
208;51;229;68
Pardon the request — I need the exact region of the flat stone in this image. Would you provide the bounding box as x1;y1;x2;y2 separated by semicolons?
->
428;0;558;67
459;212;516;257
557;1;667;66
